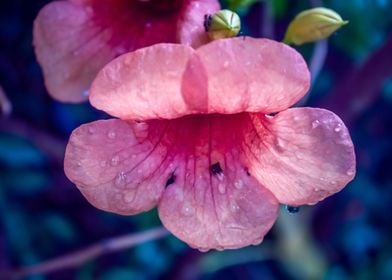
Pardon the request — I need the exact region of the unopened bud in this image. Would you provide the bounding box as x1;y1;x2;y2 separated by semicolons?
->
283;7;348;45
204;9;241;41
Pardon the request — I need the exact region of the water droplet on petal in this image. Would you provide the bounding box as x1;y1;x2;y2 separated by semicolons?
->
198;247;210;253
346;170;354;176
230;203;240;212
218;183;226;194
234;180;243;189
107;131;116;139
285;205;300;214
77;161;82;167
223;61;230;68
115;171;127;187
334;124;342;132
134;122;149;138
88;127;95;134
181;204;194;216
312;120;320;128
124;191;135;203
111;155;120;166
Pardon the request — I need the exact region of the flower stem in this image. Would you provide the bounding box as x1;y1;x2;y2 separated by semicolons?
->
2;227;169;278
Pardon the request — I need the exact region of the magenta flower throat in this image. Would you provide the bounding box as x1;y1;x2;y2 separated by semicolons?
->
64;37;356;251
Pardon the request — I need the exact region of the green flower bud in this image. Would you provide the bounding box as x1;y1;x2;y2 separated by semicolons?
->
283;7;348;45
204;9;241;41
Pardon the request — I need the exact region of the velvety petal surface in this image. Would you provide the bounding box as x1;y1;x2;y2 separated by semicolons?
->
90;44;196;119
90;37;310;119
34;0;218;103
177;0;220;48
242;108;356;205
64;119;173;215
64;114;279;249
34;1;113;102
182;37;310;114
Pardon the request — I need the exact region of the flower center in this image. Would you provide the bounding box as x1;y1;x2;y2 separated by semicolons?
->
134;0;183;15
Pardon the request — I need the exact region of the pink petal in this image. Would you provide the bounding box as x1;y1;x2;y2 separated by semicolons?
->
65;114;279;249
243;108;356;205
90;44;196;119
182;37;310;114
159;157;278;251
33;1;118;102
155;114;278;250
177;0;220;48
64;119;173;215
90;37;309;119
34;0;217;103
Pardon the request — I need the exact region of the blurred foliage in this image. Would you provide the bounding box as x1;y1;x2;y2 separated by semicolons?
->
0;0;391;279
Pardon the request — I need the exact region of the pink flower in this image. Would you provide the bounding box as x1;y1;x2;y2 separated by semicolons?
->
64;37;356;250
33;0;219;103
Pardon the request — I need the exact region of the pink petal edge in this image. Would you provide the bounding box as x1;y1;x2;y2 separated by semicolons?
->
243;107;356;205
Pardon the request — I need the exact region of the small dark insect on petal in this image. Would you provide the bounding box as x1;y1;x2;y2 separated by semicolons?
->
210;162;223;175
204;14;212;32
165;173;176;187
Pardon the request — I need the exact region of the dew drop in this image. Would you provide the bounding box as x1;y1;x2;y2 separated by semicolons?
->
198;247;210;253
230;203;240;212
334;124;342;132
111;155;120;166
134;122;149;138
234;180;243;189
346;170;354;176
77;161;82;167
124;191;135;203
223;61;230;68
285;205;300;214
312;120;320;129
181;204;194;216
107;131;116;139
115;171;127;187
88;127;95;134
218;183;226;194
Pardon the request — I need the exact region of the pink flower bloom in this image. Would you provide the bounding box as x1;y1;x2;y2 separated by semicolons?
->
64;37;356;250
33;0;219;103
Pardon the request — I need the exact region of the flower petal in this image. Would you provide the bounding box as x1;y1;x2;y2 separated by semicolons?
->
159;161;278;250
157;115;278;250
90;44;196;119
35;0;216;103
33;1;114;102
177;0;220;48
243;108;356;205
182;37;310;114
65;114;279;249
64;119;174;215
